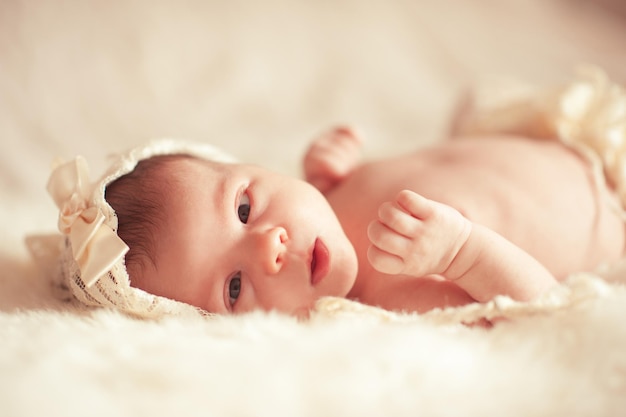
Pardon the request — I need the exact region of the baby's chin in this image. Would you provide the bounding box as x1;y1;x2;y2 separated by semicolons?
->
335;241;359;295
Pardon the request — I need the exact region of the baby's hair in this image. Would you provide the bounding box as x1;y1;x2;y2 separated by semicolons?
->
105;154;193;285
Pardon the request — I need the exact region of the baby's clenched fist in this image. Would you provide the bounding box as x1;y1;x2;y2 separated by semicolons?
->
367;190;472;279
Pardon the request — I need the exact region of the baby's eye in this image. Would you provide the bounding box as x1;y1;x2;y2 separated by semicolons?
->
238;192;250;224
228;272;242;306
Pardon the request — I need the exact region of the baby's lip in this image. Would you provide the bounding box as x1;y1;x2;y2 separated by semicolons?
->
310;238;330;286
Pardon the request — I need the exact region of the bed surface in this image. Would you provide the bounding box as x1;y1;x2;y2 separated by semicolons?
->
2;1;626;416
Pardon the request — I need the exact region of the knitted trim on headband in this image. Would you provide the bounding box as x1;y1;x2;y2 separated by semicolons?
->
47;138;237;319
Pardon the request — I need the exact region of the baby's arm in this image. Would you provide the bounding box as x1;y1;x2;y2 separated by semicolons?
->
303;126;363;194
367;190;558;303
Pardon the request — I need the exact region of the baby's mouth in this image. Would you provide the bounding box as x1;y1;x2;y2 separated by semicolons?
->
310;238;330;286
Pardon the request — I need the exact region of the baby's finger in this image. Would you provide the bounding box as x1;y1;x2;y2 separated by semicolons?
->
306;148;345;177
319;150;353;178
312;136;360;165
310;127;358;151
367;220;410;257
367;245;404;275
334;127;364;149
377;201;420;238
395;190;434;220
331;125;364;142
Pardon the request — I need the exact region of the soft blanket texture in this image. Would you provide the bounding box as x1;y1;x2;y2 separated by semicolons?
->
2;1;626;416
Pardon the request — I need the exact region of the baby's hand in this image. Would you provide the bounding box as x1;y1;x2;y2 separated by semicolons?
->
303;126;363;193
367;190;472;279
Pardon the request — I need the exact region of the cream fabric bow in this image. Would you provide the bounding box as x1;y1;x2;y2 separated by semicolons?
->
47;157;129;287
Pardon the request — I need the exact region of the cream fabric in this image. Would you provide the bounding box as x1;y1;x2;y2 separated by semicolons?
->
46;156;129;288
453;66;626;219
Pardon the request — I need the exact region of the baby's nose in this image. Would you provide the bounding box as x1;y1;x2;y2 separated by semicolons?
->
254;226;288;275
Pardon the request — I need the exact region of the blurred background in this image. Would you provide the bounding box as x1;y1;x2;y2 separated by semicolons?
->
1;0;626;246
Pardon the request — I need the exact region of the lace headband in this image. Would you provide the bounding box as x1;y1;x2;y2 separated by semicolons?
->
45;138;237;318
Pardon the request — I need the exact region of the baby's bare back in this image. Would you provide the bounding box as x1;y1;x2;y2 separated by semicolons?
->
327;135;625;283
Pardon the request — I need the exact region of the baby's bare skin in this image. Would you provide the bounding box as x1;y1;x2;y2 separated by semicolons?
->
305;127;625;313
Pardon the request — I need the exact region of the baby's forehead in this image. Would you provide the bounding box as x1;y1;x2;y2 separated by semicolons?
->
155;156;245;198
153;156;280;192
155;154;228;177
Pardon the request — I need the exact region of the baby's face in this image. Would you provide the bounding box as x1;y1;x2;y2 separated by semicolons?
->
138;157;358;316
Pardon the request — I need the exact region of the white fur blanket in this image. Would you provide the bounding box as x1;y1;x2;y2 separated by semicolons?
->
2;1;626;416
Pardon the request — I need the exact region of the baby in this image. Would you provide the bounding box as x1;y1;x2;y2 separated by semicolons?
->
45;68;626;318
